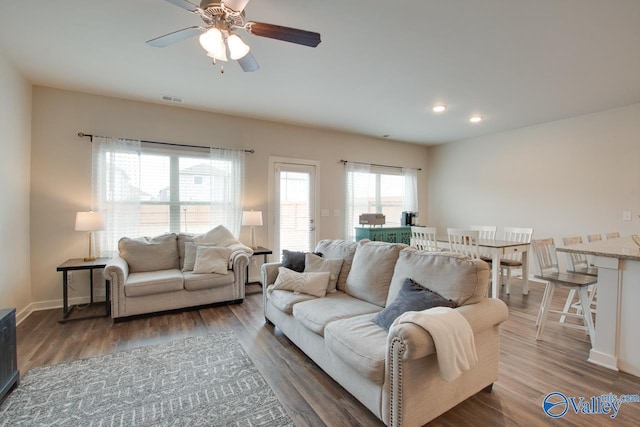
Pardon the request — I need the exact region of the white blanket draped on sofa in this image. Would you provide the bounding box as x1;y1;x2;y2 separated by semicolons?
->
392;307;478;381
193;225;254;267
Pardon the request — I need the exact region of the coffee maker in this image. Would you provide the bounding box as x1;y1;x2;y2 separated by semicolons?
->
401;211;418;226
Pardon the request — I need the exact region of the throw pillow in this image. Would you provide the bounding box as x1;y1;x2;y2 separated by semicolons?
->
304;253;343;293
182;242;197;271
271;267;331;298
372;278;457;330
281;250;322;273
192;246;232;275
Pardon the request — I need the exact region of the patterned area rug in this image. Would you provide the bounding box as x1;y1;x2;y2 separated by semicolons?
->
0;332;292;427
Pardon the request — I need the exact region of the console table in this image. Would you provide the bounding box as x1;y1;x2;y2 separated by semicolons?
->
355;226;412;244
57;258;111;323
0;308;19;404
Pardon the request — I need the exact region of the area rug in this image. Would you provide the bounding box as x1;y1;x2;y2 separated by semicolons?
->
0;332;292;427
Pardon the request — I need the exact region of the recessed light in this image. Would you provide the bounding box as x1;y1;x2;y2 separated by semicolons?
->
432;105;447;113
469;115;483;123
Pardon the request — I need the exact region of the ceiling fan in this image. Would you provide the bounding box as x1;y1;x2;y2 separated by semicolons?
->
147;0;322;73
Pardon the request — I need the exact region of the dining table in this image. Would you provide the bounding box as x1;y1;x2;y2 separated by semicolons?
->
437;237;531;298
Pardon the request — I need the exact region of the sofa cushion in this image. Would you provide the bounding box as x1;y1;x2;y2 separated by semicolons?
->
271;267;331;297
193;246;231;274
292;292;381;336
281;250;321;272
124;269;184;297
345;240;405;307
183;271;235;291
325;313;387;384
373;278;457;330
314;240;358;292
266;287;317;314
119;233;179;273
387;248;490;307
304;253;344;293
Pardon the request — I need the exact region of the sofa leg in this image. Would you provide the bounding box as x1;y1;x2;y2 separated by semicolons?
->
265;318;274;326
482;383;494;393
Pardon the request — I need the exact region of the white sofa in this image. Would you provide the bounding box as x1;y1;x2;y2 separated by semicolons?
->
261;239;509;427
104;228;251;320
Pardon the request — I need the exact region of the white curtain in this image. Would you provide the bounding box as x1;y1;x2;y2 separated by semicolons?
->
344;162;371;241
210;148;245;236
402;167;419;213
91;136;142;257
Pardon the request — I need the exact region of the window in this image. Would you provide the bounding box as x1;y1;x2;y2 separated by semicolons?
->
345;163;418;241
92;137;244;256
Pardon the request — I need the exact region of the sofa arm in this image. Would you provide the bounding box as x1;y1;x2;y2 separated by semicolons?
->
104;256;129;286
261;262;282;287
387;298;509;362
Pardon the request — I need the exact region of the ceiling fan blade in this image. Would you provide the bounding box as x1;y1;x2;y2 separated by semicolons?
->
247;22;321;47
147;26;204;47
237;52;259;72
164;0;199;12
224;0;251;13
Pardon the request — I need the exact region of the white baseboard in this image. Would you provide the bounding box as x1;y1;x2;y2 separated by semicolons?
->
16;295;107;326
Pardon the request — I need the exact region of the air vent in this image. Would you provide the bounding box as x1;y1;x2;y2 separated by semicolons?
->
161;95;184;103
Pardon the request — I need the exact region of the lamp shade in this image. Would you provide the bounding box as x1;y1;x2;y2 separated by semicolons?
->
75;211;105;231
242;211;263;227
227;34;250;60
199;28;227;61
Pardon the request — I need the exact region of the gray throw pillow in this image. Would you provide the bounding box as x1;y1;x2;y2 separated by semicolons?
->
373;278;457;330
282;250;322;273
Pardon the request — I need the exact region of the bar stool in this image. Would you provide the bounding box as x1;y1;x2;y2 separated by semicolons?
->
532;238;597;346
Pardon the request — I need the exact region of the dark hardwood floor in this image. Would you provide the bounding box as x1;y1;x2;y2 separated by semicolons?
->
14;281;640;426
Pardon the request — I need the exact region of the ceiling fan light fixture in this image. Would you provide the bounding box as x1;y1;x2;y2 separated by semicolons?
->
227;34;250;60
200;28;227;61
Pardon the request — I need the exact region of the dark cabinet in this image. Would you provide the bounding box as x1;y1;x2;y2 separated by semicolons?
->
0;308;19;404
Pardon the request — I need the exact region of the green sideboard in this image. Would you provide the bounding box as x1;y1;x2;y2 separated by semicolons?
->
355;226;412;244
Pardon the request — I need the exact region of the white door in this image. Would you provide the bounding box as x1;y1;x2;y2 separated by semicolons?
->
272;161;317;259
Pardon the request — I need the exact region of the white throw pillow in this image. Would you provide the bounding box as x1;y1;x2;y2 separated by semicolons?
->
304;253;344;293
192;246;232;274
271;267;331;298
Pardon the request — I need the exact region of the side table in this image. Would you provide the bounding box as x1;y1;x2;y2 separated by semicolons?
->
57;258;111;323
247;246;273;287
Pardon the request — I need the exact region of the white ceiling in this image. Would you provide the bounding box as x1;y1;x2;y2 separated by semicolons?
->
2;0;640;145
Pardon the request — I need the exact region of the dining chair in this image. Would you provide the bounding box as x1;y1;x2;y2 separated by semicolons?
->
447;228;480;259
470;225;497;240
410;226;439;251
531;238;597;346
500;226;534;294
587;233;602;242
606;232;620;239
470;225;497;263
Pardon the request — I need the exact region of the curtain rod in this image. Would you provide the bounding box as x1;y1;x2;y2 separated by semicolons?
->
340;159;421;171
78;132;254;154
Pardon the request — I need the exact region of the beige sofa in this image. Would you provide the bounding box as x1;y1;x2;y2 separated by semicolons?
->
104;229;251;320
261;239;509;427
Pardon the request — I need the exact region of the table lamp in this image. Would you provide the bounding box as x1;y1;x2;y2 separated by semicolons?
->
75;211;105;261
242;211;263;249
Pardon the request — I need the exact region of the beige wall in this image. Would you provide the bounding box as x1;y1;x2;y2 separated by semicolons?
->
0;53;32;320
30;86;429;306
427;103;640;270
